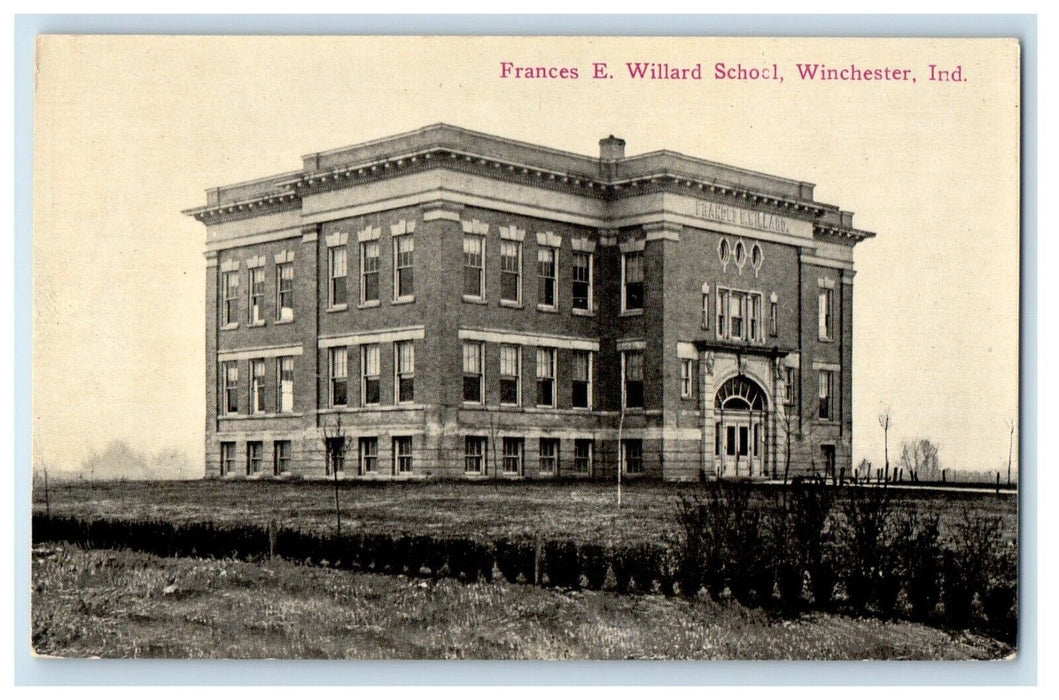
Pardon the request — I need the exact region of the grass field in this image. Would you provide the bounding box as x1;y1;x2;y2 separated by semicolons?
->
32;479;1019;546
32;543;1012;660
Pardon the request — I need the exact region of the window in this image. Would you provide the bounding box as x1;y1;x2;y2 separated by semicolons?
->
536;347;555;407
539;438;559;475
222;270;239;326
500;240;521;304
574;439;593;474
770;298;778;337
572;350;592;409
325;436;345;476
463;235;484;299
250;358;265;414
220;441;236;475
537;246;557;308
361;344;380;405
502;437;523;475
329;347;348;407
328;246;347;308
395;340;415;403
748;295;761;341
359;437;378;474
623;350;644;409
247;441;263;475
465;436;486;475
222;361;239;415
276;263;294;321
393;436;413;474
818;370;834;420
680;358;694;399
462;341;484;404
247;268;265;324
701;290;710;329
622;439;644;474
500;344;520;405
716;287;764;342
277;356;294;413
572;252;592;311
622;252;644;311
360;241;380;304
784;367;797;405
273;440;291;475
729;291;744;338
394;235;414;300
818;288;834;341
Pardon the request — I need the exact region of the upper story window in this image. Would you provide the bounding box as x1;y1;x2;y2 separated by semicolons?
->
784;367;797;406
463;235;485;300
249;358;266;414
395;340;415;403
328;246;347;309
277;356;294;413
247;267;265;325
572;350;592;409
394;235;414;301
535;347;556;407
622;252;645;312
500;344;521;405
328;347;348;407
572;252;592;312
622;350;645;409
818;287;834;341
222;361;239;415
276;263;294;322
462;341;484;404
818;369;835;420
360;241;380;305
222;270;239;326
500;240;522;305
716;287;764;343
680;358;694;399
361;344;380;406
537;247;557;309
769;294;778;337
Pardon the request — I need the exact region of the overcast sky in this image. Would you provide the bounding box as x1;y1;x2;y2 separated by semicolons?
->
32;35;1020;476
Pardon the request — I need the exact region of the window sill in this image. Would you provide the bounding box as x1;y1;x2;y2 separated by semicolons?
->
462;400;485;407
462;296;488;305
358;300;381;309
274;318;294;325
248;320;266;328
327;304;348;313
392;297;415;305
499;300;523;309
620;309;644;317
536;305;559;314
818;336;835;343
219;412;305;421
221;323;240;331
572;308;594;317
622;407;645;414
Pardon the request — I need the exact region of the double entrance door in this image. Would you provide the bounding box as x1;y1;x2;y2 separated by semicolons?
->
717;411;766;478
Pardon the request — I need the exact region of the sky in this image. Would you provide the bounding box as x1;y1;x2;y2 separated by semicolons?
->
31;35;1021;476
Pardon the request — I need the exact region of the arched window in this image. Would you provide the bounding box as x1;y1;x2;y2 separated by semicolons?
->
715;375;768;411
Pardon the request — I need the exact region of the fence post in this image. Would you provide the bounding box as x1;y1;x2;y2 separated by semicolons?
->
996;471;1001;494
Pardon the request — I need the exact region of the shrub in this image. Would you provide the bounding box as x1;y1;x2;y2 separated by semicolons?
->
982;582;1017;645
495;538;536;584
902;512;943;621
671;494;709;598
610;547;635;594
836;485;896;614
943;508;1005;630
629;542;664;594
543;539;581;589
580;543;609;590
777;482;834;614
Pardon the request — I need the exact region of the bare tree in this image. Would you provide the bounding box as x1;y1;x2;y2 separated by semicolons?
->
322;417;349;536
1005;418;1016;485
878;407;892;483
898;438;940;482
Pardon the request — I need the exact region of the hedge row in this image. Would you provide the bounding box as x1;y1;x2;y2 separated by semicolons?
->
31;482;1017;644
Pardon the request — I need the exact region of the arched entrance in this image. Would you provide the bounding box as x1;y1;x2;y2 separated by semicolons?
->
714;375;769;477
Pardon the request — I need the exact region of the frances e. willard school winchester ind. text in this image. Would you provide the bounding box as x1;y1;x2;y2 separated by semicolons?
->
185;125;874;482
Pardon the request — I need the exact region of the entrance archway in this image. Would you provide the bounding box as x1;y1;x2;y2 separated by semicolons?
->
714;375;769;477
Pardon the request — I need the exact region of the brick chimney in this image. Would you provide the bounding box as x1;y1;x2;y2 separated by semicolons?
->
599;135;626;161
599;135;625;179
